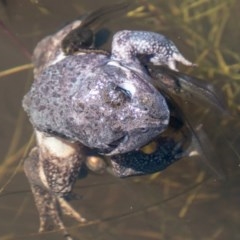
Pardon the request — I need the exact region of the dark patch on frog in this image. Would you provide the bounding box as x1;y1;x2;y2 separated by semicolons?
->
110;137;183;177
62;27;109;56
61;2;127;56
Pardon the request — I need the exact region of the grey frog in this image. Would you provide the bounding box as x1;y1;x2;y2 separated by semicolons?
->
22;6;200;240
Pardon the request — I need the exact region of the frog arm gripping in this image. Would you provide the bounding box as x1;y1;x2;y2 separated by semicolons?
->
111;30;195;71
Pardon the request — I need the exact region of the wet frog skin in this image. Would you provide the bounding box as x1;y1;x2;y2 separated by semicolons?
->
22;5;221;240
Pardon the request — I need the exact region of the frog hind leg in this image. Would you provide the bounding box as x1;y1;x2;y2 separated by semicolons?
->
24;131;86;239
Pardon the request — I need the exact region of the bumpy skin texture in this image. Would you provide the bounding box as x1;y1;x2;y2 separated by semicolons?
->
110;137;184;177
23;52;170;155
111;30;195;71
23;26;195;155
22;8;197;240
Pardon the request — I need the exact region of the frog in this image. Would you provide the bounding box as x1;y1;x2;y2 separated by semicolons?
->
22;5;221;240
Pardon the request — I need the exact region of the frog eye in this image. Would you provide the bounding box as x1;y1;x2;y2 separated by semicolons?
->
115;86;132;99
118;81;136;96
104;84;131;108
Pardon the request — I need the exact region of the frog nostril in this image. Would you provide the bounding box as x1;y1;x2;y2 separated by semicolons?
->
143;106;149;112
139;127;149;133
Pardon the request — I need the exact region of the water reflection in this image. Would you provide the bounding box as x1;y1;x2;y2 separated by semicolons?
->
0;0;239;239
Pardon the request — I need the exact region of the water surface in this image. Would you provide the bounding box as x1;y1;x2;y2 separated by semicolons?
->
0;0;239;239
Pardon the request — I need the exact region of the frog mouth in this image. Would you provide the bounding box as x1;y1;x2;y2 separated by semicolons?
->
99;134;129;155
109;134;128;148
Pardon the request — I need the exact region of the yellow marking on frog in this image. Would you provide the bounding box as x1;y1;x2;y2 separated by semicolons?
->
86;156;106;172
140;141;157;154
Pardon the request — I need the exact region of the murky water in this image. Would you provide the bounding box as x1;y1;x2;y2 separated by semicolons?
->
0;0;240;239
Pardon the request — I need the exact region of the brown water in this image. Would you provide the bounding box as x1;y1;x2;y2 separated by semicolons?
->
0;0;240;239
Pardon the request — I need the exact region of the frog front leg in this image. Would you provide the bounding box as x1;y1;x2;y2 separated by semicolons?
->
111;30;195;71
24;130;86;239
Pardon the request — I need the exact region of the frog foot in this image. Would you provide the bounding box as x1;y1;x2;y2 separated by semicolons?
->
24;132;86;239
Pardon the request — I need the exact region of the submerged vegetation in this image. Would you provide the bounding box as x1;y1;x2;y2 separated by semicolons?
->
129;0;240;111
0;0;239;239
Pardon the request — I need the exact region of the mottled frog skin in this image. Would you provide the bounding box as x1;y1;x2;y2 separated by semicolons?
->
22;6;217;240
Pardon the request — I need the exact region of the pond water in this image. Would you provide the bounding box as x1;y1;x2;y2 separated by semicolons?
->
0;0;240;239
